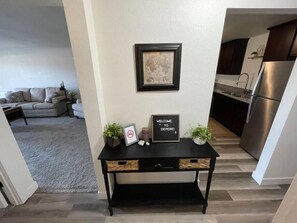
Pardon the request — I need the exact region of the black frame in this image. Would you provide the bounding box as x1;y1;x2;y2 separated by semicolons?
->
152;114;180;142
135;43;182;91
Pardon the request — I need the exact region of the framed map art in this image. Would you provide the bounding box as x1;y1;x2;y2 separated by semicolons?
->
135;43;182;91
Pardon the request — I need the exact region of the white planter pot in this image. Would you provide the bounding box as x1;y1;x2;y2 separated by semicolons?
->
193;137;206;145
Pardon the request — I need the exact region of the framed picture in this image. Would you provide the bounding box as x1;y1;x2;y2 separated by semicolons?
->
152;114;180;142
123;124;139;146
135;43;182;91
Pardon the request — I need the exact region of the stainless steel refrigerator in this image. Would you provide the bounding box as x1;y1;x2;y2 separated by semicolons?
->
240;61;295;160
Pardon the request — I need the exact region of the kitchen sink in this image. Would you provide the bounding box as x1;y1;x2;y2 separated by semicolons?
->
221;91;251;99
221;91;242;97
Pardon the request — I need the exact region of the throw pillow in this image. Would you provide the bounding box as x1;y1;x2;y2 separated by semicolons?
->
45;92;59;103
5;91;24;103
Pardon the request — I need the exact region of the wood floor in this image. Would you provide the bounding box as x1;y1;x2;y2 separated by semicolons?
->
0;118;290;223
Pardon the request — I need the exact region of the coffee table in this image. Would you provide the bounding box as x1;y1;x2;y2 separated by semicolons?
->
3;106;28;125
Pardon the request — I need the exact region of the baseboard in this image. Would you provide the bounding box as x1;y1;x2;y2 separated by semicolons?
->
97;190;107;199
22;181;38;204
252;171;293;185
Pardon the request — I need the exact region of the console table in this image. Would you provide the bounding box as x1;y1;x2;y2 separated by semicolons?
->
4;106;28;125
98;138;219;216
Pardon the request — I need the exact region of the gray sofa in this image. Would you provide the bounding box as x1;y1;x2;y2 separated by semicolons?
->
0;87;67;117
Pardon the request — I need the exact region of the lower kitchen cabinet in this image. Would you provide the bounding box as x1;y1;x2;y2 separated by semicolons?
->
212;92;248;136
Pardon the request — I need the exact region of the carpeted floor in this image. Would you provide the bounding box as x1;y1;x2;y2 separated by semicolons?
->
11;116;98;193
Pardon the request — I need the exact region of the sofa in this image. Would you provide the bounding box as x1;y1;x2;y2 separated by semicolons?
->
0;87;67;117
72;99;84;118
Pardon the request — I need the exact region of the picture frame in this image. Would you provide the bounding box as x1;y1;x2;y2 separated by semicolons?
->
123;124;139;146
135;43;182;91
152;114;180;142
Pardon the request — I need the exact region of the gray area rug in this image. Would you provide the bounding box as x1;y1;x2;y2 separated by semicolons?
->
11;117;98;193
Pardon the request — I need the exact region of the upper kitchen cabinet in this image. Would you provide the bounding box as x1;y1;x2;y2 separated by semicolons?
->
216;39;248;75
289;34;297;59
263;19;297;62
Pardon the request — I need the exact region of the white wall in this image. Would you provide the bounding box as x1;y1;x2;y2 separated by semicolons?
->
63;0;106;197
93;0;224;135
216;32;269;89
240;32;269;89
90;1;297;185
0;4;79;95
0;109;38;204
62;0;297;196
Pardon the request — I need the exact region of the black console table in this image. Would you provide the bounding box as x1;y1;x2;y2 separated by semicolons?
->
98;138;219;216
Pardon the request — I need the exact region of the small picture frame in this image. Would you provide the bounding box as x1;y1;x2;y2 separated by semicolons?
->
123;124;139;146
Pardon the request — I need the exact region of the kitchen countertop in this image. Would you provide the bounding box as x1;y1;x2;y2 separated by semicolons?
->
214;89;250;104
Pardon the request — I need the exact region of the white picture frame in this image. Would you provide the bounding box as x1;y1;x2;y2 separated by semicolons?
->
123;124;139;146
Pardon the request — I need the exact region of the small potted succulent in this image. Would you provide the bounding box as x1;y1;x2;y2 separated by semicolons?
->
189;124;212;145
103;123;122;148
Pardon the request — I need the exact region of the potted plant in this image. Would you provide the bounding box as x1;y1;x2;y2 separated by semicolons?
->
189;124;212;145
103;123;122;148
67;91;77;101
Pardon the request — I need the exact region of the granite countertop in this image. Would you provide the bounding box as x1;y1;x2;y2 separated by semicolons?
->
213;83;251;104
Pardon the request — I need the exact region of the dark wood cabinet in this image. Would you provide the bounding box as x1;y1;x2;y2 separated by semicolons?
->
289;35;297;59
216;39;248;75
212;93;234;129
231;101;249;136
212;92;248;136
263;19;297;62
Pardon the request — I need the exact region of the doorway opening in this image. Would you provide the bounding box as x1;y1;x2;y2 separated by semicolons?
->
0;1;97;193
209;9;297;161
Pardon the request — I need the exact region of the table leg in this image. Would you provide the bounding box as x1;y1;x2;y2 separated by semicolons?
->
23;117;28;125
202;157;216;214
101;161;113;216
194;170;199;183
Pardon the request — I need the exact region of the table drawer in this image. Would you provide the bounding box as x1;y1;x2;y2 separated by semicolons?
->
140;158;178;171
179;158;210;169
106;160;139;172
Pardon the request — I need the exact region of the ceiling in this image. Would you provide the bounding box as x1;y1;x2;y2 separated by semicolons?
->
222;14;297;43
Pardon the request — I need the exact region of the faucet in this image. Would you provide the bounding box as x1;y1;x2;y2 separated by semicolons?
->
236;73;249;94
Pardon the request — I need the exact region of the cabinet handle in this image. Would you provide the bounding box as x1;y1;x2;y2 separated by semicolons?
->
118;161;127;165
190;159;198;163
154;163;162;168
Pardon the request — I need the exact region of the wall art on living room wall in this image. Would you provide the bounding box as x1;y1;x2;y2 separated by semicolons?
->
135;43;182;91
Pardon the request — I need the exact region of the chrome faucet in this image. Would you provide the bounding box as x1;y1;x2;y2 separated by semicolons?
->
236;73;249;94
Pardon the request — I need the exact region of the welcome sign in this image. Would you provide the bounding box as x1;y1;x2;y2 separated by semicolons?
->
152;114;180;142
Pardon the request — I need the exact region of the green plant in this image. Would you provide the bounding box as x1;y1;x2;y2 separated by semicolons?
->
190;124;212;141
103;123;122;140
67;91;77;99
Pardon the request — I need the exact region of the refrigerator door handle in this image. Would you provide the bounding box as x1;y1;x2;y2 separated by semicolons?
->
246;64;265;124
251;63;265;96
246;95;254;123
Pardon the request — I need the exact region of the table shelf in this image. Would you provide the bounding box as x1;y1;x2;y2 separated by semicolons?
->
111;182;205;207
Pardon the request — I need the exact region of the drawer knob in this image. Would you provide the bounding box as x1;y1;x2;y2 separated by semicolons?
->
118;161;127;165
190;159;198;163
154;163;162;168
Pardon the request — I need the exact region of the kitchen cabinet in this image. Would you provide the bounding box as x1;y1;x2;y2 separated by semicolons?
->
263;19;297;62
289;35;297;59
216;39;248;75
212;92;248;136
